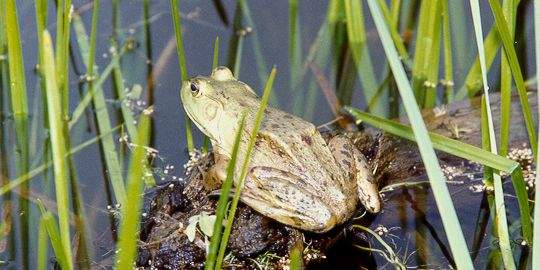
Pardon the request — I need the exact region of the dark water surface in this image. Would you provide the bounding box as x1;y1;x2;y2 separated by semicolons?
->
0;0;536;269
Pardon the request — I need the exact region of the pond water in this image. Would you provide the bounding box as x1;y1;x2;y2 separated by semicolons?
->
0;0;536;269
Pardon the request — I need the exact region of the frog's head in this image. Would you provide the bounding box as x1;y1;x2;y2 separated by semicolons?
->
181;66;258;154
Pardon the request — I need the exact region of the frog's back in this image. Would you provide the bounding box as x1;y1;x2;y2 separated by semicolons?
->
240;106;358;225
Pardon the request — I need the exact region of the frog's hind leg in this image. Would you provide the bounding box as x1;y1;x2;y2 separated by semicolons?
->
240;166;340;233
328;135;382;213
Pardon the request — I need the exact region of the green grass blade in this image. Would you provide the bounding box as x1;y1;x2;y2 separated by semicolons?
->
68;47;124;129
498;0;517;156
469;1;515;267
38;206;70;270
87;0;99;83
170;0;194;152
238;0;273;102
42;29;73;270
509;168;532;243
205;113;246;270
115;110;151;269
202;37;221;153
55;0;72;119
366;1;473;268
289;241;303;270
216;67;277;268
533;0;540;267
212;36;220;69
72;13;127;205
487;0;537;157
111;41;138;140
37;217;48;270
343;108;519;173
109;39;156;187
4;2;30;266
344;0;383;116
411;0;441;108
233;34;244;78
456;28;500;100
375;0;411;65
479;99;515;269
289;0;303;114
440;0;454;103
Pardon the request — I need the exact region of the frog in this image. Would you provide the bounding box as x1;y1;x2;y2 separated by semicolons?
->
180;66;381;233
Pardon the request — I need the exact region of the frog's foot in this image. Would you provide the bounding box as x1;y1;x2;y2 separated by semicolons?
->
240;166;345;233
328;135;382;213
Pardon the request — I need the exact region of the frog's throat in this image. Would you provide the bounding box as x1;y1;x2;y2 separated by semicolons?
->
184;105;217;142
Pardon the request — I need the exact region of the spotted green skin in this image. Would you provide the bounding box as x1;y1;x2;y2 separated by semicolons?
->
181;67;381;232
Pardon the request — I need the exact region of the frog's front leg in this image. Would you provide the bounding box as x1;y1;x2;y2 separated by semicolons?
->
204;153;229;190
328;135;382;213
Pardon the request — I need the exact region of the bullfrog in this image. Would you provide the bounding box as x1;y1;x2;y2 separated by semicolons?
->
180;67;381;233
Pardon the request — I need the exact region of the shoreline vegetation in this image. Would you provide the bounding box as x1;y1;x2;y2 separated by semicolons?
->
0;0;539;269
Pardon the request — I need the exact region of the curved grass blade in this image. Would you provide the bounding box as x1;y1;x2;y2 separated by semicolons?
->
365;1;473;268
115;111;151;269
205;113;246;270
42;29;73;270
343;107;518;173
216;67;277;268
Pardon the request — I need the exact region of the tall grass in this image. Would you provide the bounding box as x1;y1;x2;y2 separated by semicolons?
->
344;0;381;115
41;29;73;270
366;1;473;268
115;112;151;269
488;0;537;158
5;0;31;268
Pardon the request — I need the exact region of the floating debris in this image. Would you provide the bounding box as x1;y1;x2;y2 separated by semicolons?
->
507;145;536;189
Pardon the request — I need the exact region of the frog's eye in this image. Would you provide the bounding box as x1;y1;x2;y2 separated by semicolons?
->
190;82;200;96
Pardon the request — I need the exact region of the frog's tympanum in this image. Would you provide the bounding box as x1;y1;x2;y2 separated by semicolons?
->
181;67;381;232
